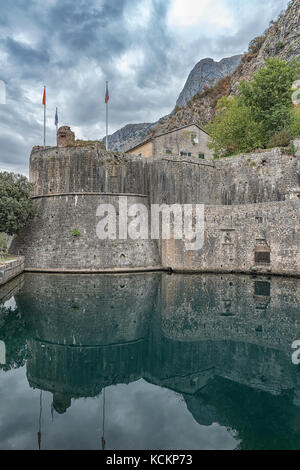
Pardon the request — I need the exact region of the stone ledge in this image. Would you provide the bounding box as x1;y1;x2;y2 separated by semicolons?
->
31;192;148;199
172;268;300;278
24;266;166;274
0;257;24;286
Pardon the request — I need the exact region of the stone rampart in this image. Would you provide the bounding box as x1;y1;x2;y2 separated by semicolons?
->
10;144;300;275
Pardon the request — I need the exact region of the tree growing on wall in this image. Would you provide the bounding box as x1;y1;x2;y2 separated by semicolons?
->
0;172;37;236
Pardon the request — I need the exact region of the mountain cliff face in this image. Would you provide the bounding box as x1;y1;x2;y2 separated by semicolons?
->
175;55;242;108
106;123;153;152
108;0;300;152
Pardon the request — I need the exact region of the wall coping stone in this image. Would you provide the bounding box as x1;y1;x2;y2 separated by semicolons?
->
31;192;148;199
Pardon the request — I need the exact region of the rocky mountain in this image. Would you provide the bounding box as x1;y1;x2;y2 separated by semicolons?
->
153;0;300;137
108;0;300;152
175;55;242;108
105;118;168;153
105;122;153;152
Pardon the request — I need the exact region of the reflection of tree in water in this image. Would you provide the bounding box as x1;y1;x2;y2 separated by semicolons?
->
0;303;28;371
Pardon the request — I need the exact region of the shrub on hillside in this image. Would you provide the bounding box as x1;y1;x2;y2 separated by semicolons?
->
268;129;292;148
248;36;266;55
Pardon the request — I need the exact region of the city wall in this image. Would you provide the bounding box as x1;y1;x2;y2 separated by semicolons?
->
10;144;300;276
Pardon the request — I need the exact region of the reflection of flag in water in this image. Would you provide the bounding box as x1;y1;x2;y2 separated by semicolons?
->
0;340;5;365
38;390;43;450
55;107;58;127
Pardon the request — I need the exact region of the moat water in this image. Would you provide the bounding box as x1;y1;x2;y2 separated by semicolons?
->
0;272;299;450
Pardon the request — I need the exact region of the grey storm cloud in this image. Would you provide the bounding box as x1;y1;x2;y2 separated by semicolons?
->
0;0;290;175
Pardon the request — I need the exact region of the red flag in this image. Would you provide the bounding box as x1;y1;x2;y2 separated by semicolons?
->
105;82;109;104
42;87;46;106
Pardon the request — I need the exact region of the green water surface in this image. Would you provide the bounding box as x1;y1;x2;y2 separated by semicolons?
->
0;272;299;450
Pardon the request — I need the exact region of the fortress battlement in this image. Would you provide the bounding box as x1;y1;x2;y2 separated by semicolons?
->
10;139;300;276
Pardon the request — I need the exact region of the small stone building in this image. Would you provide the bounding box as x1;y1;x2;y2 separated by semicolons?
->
126;123;213;160
57;126;75;147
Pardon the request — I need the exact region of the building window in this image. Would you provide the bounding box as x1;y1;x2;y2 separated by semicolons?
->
199;153;205;159
255;251;270;265
180;151;192;157
191;133;199;144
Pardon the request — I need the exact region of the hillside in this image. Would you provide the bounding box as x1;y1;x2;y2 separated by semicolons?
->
153;0;300;137
108;0;300;151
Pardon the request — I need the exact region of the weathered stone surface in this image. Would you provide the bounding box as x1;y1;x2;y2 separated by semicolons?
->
57;126;75;147
29;145;149;197
0;258;24;286
11;194;160;270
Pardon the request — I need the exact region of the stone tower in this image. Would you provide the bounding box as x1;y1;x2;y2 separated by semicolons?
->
57;126;75;147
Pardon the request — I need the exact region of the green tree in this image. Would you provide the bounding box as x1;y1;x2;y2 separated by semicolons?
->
207;58;300;156
206;96;263;157
0;172;37;236
240;58;300;143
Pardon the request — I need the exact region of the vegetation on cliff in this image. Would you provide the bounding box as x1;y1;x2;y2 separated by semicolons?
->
151;1;300;143
108;1;300;153
0;172;37;236
207;59;300;157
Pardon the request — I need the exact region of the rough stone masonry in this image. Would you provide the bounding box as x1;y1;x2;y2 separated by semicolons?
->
10;142;300;276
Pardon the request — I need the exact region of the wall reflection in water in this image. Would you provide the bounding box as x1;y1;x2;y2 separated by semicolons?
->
0;272;300;450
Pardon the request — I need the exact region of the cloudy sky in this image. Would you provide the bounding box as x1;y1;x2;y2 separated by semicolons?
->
0;0;289;175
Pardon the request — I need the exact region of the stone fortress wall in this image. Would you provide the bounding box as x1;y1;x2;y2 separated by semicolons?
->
10;142;300;276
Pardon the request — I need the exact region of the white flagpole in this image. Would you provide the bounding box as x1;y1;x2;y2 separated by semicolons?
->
43;86;46;149
106;81;109;151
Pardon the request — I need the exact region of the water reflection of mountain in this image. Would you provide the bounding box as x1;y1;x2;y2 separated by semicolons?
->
1;272;300;448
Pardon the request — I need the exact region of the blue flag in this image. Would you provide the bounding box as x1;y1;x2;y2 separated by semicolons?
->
55;107;58;126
